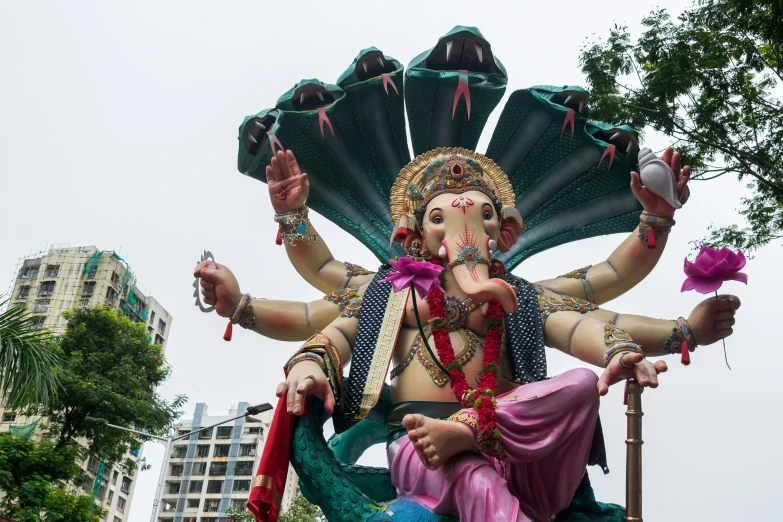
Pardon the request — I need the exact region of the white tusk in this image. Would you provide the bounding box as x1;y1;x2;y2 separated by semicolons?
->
299;92;305;105
579;100;586;113
253;120;264;127
362;62;368;74
377;56;384;67
438;245;447;258
247;133;257;144
476;45;483;63
446;41;453;62
564;95;573;106
626;141;635;154
610;132;621;141
488;239;497;251
316;91;324;101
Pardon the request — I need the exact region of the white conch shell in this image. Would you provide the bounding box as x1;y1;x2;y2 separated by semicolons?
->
638;147;682;209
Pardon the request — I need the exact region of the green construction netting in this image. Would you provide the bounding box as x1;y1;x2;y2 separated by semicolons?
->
9;418;40;439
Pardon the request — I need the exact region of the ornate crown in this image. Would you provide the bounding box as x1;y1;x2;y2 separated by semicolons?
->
390;147;525;242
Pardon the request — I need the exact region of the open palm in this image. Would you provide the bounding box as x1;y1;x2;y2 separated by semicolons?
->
266;149;309;213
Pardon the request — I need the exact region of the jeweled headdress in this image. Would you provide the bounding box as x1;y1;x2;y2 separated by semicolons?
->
389;147;525;242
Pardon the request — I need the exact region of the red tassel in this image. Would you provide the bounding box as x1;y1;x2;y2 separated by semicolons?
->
275;225;283;246
623;384;628;405
223;321;233;342
646;228;656;249
681;341;690;365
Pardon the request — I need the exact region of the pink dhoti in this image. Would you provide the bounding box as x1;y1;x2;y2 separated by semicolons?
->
387;368;600;522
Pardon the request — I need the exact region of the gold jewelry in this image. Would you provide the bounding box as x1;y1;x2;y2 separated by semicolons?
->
390;326;480;386
618;352;635;370
274;207;320;246
337;262;372;291
602;322;643;367
302;375;317;387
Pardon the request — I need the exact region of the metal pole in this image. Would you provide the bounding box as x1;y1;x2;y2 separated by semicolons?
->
149;437;172;522
625;379;643;522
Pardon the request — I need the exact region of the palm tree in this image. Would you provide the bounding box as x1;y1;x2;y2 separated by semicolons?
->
0;298;61;411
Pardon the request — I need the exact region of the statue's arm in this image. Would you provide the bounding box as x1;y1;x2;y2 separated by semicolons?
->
279;315;359;415
241;298;339;342
535;147;691;304
267;149;375;294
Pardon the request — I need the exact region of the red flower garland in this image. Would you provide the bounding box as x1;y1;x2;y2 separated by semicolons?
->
426;258;507;453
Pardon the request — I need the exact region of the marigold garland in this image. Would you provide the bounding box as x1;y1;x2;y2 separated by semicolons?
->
426;257;507;454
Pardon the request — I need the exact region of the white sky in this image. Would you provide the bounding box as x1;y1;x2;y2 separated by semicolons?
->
1;1;781;521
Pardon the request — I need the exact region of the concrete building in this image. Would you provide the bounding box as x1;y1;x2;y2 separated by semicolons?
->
0;244;173;522
157;402;280;522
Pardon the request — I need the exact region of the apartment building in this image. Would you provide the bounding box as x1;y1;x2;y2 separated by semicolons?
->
157;402;279;522
0;244;173;522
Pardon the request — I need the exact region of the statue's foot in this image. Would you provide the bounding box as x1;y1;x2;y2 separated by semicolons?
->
402;414;475;470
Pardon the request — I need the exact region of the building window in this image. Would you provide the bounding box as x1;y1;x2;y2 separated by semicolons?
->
31;316;46;330
191;462;207;475
86;269;96;280
172;446;187;458
177;429;189;437
244;426;261;435
113;470;119;484
37;281;55;297
167;481;180;494
216;426;232;439
230;499;247;510
111;271;120;286
33;299;50;313
188;480;203;494
158;319;166;334
107;489;113;504
21;265;39;279
170;464;184;476
82;281;96;296
239;444;256;457
120;476;131;494
213;445;230;458
202;519;217;522
198;427;213;440
106;286;117;304
2;412;17;422
204;499;220;512
209;462;227;476
233;480;251;492
116;496;126;512
78;299;89;309
18;285;30;299
45;264;60;278
149;310;156;326
114;517;121;522
196;444;210;457
234;461;253;476
206;480;223;494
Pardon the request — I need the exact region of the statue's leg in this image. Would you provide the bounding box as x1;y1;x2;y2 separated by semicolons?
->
451;368;601;522
387;436;532;522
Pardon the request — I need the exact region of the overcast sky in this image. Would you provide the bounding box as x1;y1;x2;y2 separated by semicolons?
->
1;1;781;521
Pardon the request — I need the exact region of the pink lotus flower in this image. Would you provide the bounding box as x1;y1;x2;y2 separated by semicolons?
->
681;246;748;294
380;257;444;298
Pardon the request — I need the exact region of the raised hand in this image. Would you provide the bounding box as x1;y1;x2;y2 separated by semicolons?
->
630;146;691;216
276;360;335;415
597;352;668;396
266;149;309;214
687;294;741;346
193;261;242;318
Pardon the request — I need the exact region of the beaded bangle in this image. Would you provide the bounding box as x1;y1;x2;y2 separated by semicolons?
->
664;317;696;355
638;211;675;249
237;302;258;330
603;343;644;368
640;211;676;228
231;294;252;324
274;207;319;246
286;352;327;375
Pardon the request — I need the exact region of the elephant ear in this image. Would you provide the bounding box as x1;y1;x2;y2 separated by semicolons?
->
485;86;646;271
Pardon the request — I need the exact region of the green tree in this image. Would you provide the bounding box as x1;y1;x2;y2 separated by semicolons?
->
580;0;783;252
0;435;103;522
278;495;326;522
0;299;60;411
42;307;186;474
226;506;255;521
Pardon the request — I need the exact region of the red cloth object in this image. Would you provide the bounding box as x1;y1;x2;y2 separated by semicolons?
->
223;321;233;342
248;396;294;522
681;341;691;365
646;227;656;249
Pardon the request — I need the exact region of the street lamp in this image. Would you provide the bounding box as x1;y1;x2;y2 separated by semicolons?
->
85;402;272;522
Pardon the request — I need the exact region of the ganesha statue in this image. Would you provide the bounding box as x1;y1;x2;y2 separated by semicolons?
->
194;26;740;522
